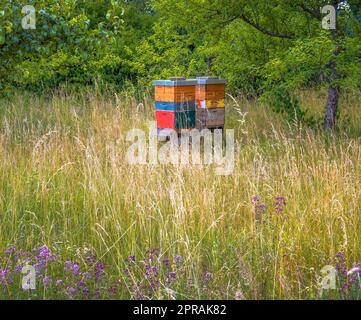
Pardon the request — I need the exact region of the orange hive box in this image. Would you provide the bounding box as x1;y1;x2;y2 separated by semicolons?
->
196;77;226;109
195;77;226;130
155;85;196;103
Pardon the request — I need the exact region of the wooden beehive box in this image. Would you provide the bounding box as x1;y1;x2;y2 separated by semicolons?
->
154;78;197;130
195;108;225;129
195;77;226;130
195;77;226;109
156;110;196;130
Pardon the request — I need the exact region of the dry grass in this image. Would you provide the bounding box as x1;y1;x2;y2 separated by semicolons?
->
0;88;360;299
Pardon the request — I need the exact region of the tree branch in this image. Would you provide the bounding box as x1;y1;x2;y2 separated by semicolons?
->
220;14;296;39
239;14;296;39
297;4;321;19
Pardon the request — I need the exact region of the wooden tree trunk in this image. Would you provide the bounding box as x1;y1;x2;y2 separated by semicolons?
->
324;0;341;130
324;86;339;129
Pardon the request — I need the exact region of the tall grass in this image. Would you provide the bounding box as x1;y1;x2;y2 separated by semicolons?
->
0;88;361;300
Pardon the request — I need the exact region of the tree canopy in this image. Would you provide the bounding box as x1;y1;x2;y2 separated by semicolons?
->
0;0;360;128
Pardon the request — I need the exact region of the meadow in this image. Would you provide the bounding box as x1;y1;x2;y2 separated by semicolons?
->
0;88;361;300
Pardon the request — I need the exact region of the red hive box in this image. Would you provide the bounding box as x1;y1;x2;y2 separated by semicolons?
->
156;110;175;128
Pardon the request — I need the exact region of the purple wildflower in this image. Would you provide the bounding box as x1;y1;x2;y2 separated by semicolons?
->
335;252;348;278
86;254;97;266
0;269;11;285
35;245;50;258
144;264;160;293
4;246;15;255
78;278;87;287
348;264;361;277
68;287;77;293
175;255;183;264
43;277;52;286
203;272;212;282
65;286;78;299
275;196;286;216
347;263;361;290
82;287;91;298
64;261;80;276
166;272;177;282
14;265;23;273
146;248;160;262
108;280;121;296
108;286;118;296
94;262;106;280
252;196;267;223
163;258;170;268
335;252;350;297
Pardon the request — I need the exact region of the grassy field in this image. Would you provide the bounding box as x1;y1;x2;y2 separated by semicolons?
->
0;88;361;300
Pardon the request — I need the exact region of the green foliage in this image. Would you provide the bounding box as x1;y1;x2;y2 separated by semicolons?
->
0;0;360;114
127;19;207;87
0;0;154;93
262;88;320;128
148;0;360;124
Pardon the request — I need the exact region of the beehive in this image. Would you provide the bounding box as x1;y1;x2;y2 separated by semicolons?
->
154;78;197;131
195;77;226;130
195;108;225;129
195;77;226;109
